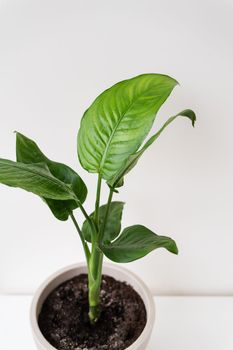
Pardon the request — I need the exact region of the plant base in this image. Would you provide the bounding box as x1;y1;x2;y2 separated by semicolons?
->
30;263;155;350
38;274;146;350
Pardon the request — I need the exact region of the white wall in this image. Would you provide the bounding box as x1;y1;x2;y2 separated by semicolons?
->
0;0;232;296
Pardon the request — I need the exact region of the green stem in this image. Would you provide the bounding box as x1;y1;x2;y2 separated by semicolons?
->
98;188;114;244
88;244;103;323
88;174;103;323
75;198;97;235
88;187;114;324
70;211;90;265
94;174;102;228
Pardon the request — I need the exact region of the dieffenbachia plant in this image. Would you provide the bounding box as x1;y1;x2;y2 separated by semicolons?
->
0;74;196;323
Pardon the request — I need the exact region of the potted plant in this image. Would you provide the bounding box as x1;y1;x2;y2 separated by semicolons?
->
0;73;196;350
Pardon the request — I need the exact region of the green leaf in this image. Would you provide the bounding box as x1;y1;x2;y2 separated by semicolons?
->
16;132;87;220
77;74;178;180
108;109;196;188
100;224;178;263
82;201;124;243
0;159;75;200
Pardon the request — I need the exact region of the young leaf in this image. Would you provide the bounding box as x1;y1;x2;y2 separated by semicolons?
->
82;201;124;243
108;109;196;188
16;132;87;220
100;224;178;263
0;159;75;200
78;74;178;180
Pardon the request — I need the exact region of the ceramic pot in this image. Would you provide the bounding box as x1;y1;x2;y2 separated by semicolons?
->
30;263;155;350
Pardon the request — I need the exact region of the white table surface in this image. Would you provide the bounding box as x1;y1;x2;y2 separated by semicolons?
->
0;295;232;350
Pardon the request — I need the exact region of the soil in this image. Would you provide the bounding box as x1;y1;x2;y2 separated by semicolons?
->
38;274;147;350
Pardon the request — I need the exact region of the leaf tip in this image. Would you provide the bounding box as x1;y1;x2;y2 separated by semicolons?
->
180;109;196;127
172;241;179;255
14;131;23;139
190;111;197;127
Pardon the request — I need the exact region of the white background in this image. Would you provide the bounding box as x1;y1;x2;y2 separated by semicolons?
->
0;0;232;296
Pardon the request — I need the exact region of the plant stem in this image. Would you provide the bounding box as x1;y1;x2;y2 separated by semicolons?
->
75;198;97;235
70;211;90;265
88;174;103;323
88;244;103;323
98;188;114;244
88;187;114;324
94;174;102;228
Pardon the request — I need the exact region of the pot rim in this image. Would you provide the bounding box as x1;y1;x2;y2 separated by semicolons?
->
30;262;155;350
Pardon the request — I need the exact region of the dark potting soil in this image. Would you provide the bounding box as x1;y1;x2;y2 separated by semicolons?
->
38;274;147;350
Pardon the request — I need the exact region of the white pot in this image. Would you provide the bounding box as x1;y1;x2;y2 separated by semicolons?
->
30;263;155;350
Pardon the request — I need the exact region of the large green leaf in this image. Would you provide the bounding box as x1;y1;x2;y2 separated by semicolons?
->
100;224;178;263
0;159;75;200
82;201;124;243
108;109;196;188
16;132;87;220
78;74;178;180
